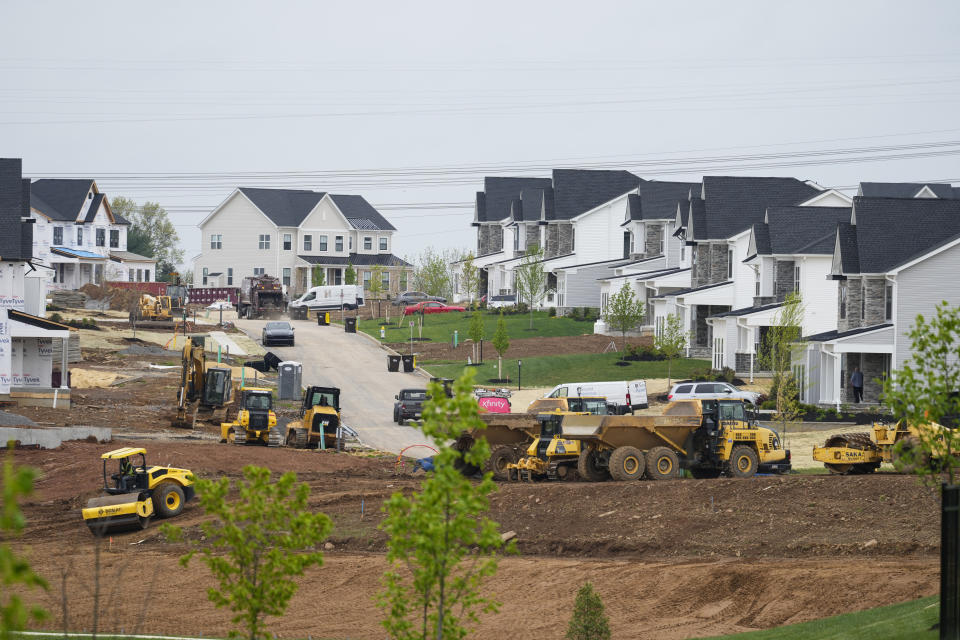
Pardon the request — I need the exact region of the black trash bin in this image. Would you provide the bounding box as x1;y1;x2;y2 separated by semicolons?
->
401;354;416;373
387;355;401;372
317;312;329;326
345;317;357;333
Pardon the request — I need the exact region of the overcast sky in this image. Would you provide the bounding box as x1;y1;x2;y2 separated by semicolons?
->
3;1;959;268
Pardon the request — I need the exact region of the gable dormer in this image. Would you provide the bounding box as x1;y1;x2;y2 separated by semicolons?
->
915;185;939;198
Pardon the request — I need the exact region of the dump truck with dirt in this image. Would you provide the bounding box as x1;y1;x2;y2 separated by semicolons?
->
564;398;791;481
238;274;286;319
81;447;194;536
812;419;951;474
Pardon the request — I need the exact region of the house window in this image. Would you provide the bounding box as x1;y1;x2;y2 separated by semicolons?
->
136;268;142;282
334;269;342;286
109;229;119;248
861;281;866;320
885;284;893;321
282;267;291;287
514;230;519;251
258;234;270;250
319;235;328;251
144;269;151;282
399;271;408;290
336;236;343;252
53;226;63;245
727;250;733;279
362;270;371;289
381;271;390;290
794;265;801;293
349;236;353;250
680;245;685;262
77;228;83;245
755;270;760;297
96;228;105;247
303;235;312;251
380;237;387;251
202;267;208;286
839;281;847;319
364;236;372;251
571;228;576;252
283;233;292;250
128;268;134;282
210;234;222;250
253;267;265;276
227;267;233;285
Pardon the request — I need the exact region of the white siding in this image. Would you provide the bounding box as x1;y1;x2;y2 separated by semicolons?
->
731;233;754;308
195;191;281;286
797;256;837;336
894;244;960;368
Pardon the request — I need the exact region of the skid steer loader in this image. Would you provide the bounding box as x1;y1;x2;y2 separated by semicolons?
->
285;386;345;450
81;447;195;536
220;387;283;446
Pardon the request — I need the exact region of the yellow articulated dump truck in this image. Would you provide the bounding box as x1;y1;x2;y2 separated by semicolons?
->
81;447;194;536
563;399;791;481
812;420;951;474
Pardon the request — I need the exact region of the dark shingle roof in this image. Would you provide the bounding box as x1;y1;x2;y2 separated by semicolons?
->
1;158;33;261
859;182;956;199
84;193;104;223
298;252;411;267
520;188;545;222
651;280;731;299
761;206;851;255
750;223;771;256
31;179;94;221
687;198;707;242
550;169;643;220
635;180;700;220
239;187;326;227
841;197;960;273
693;176;820;240
113;212;130;225
476;177;552;224
835;222;860;274
709;302;783;319
330;194;395;231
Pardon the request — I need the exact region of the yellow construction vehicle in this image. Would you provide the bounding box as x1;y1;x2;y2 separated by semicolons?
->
172;335;234;428
812;420;950;474
129;293;177;328
81;447;194;536
285;386;344;449
220;386;283;446
563;399;791;481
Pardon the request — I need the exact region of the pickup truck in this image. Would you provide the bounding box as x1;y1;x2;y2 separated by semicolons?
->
394;388;428;425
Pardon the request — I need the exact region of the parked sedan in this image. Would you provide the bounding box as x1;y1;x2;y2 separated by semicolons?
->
403;301;466;316
667;381;761;404
262;321;295;346
393;291;447;306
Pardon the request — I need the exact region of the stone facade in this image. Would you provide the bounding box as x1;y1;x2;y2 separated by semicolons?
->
754;295;776;306
645;224;663;256
864;277;886;326
709;243;728;283
843;353;886;403
691;244;710;288
774;259;795;302
837;276;886;331
525;224;540;251
477;224;503;255
544;222;574;258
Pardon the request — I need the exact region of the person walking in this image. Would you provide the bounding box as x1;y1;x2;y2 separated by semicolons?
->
850;366;864;403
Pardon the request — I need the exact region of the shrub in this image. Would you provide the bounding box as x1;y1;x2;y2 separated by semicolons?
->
548;307;556;317
759;399;777;410
48;313;63;324
719;367;736;383
689;367;713;382
569;307;582;321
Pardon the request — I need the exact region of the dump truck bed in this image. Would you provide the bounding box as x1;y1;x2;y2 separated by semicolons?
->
560;413;703;451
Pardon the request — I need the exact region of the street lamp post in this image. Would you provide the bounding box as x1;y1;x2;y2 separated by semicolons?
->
518;359;522;390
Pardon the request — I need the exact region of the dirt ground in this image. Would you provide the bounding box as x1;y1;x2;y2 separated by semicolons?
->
388;333;653;360
13;441;940;640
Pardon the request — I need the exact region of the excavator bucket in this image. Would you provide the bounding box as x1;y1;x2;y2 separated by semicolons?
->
82;492;154;536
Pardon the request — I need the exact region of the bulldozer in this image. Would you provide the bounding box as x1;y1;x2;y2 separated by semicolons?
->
171;335;234;428
285;386;344;449
220;386;283;446
81;447;195;536
129;293;177;328
812;419;951;474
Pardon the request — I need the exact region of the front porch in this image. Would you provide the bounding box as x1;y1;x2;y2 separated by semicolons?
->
803;324;893;408
707;302;783;376
1;310;73;408
50;248;107;291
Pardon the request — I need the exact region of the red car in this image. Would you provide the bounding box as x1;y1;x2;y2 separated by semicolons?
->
404;301;466;315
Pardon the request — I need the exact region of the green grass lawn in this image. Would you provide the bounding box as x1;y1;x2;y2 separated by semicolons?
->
421;351;709;387
356;310;594;344
701;596;938;640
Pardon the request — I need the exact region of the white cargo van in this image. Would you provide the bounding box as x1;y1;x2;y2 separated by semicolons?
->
536;379;648;414
289;285;364;312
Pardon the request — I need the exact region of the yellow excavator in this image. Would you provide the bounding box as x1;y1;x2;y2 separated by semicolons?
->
220;386;283;446
81;447;194;536
171;335;234;428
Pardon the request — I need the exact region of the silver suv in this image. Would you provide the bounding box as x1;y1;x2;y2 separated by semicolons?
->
392;291;447;306
667;381;760;404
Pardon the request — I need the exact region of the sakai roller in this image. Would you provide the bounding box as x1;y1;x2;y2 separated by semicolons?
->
81;447;195;536
813;420;951;474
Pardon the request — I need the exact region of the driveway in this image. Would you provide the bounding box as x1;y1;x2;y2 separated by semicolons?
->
237;317;436;457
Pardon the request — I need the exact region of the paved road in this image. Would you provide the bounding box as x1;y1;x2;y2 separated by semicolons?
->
237;317;436;457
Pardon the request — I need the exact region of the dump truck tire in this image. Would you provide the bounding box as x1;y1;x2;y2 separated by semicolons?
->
153;483;186;518
646;447;680;480
728;445;759;478
486;446;518;481
609;446;644;481
577;448;609;482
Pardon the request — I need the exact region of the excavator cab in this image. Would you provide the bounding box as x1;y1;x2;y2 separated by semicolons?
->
202;367;233;406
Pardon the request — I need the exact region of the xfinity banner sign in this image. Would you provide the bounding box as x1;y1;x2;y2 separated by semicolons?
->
0;309;10;395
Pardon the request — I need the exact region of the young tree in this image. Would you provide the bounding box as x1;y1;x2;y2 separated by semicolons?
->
410;247;460;301
757;292;805;445
469;309;485;364
163;466;332;640
111;197;184;273
514;246;547;329
882;301;960;485
345;260;357;285
492;310;510;381
379;370;513;640
602;282;645;350
1;450;48;640
566;583;611;640
460;254;480;308
654;313;689;388
312;265;325;287
368;264;386;319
